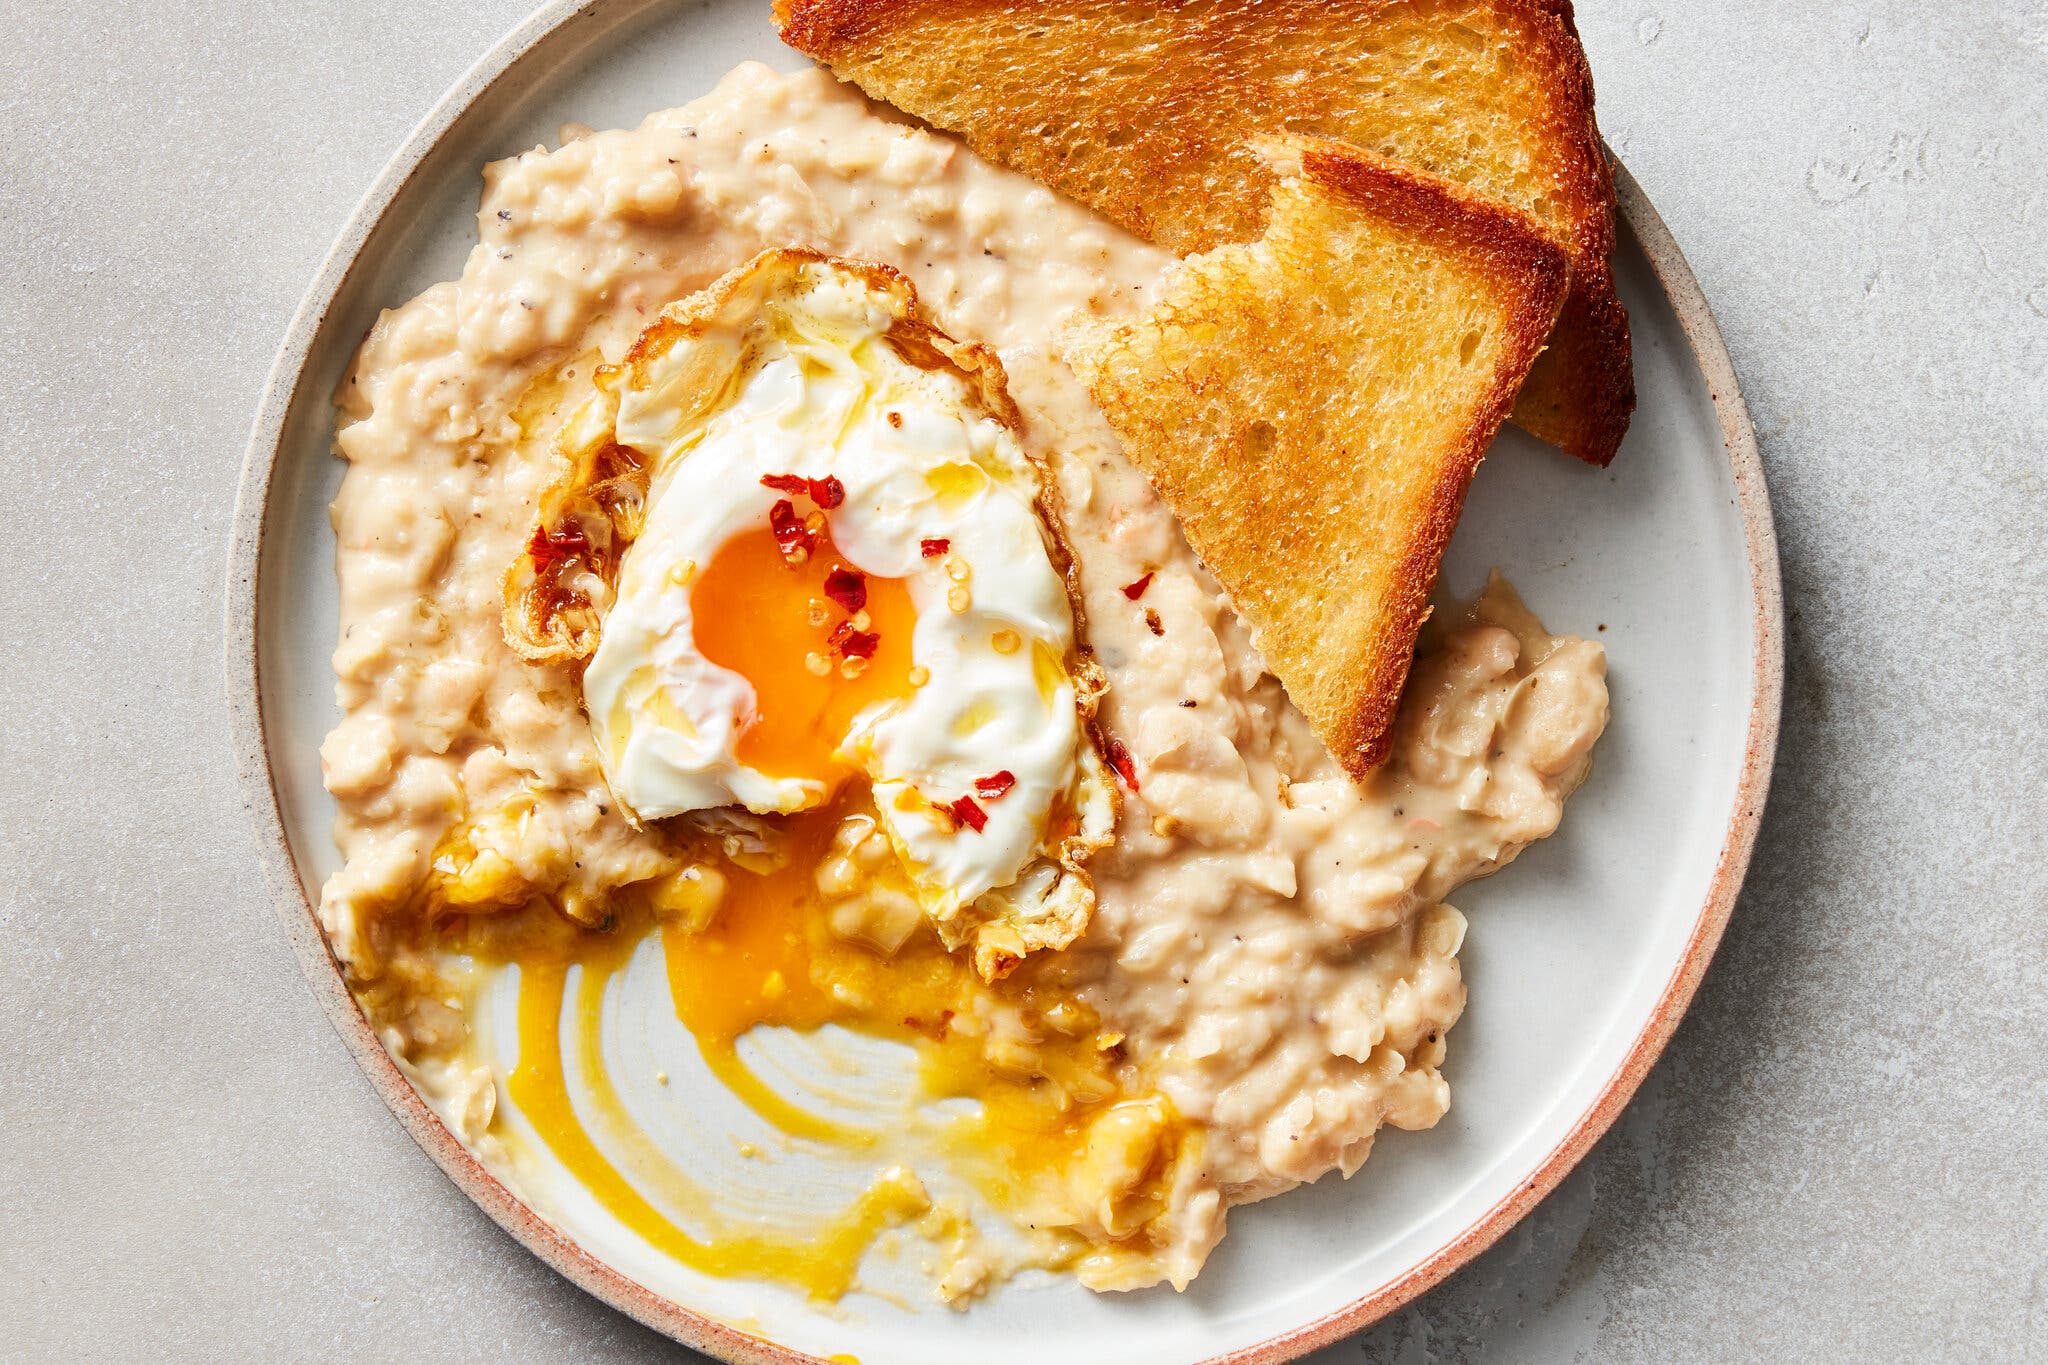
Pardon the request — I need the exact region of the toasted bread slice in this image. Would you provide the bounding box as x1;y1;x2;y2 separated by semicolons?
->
1062;139;1568;774
776;0;1631;465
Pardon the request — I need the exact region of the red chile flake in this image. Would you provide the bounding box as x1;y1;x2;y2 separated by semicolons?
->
1122;572;1154;600
768;499;813;558
761;473;846;509
837;630;880;660
920;537;950;558
528;519;589;567
1105;736;1140;791
973;771;1017;801
948;795;988;832
823;565;867;612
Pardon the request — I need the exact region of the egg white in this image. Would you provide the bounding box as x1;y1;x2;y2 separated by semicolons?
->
582;264;1083;911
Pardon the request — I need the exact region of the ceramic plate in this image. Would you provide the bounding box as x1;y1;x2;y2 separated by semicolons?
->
227;1;1781;1360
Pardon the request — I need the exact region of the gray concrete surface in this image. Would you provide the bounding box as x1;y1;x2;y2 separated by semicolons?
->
3;0;2044;1360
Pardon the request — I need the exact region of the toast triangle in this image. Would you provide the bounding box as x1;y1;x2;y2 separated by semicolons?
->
1062;138;1569;773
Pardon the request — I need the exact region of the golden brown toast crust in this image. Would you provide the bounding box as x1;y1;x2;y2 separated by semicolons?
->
776;0;1632;465
1064;139;1569;773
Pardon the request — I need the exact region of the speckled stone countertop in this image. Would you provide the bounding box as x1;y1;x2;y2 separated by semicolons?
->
3;1;2043;1360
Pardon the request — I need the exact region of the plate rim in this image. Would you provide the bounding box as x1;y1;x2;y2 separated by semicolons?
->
223;3;1784;1359
1215;159;1783;1363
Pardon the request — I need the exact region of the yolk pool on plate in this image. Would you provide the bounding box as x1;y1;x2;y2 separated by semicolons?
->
507;947;928;1302
689;519;916;788
488;803;1195;1301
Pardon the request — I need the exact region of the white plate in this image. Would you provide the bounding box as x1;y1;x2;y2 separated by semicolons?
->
226;2;1782;1360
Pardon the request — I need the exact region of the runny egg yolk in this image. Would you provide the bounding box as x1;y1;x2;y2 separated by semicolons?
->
487;807;1193;1302
689;515;917;789
654;805;1193;1261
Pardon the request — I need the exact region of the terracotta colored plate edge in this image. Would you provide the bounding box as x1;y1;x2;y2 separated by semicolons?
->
220;0;1785;1350
1199;161;1786;1365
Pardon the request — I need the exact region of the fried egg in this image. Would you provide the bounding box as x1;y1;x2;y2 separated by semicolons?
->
564;251;1112;970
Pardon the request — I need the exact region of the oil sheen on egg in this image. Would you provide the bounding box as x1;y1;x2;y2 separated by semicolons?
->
582;257;1092;916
